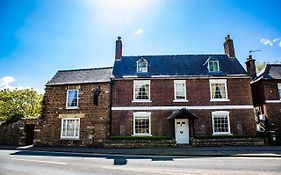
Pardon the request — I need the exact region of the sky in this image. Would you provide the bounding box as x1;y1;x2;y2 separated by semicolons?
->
0;0;281;93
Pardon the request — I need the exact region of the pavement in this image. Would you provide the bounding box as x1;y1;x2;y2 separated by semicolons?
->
1;145;281;157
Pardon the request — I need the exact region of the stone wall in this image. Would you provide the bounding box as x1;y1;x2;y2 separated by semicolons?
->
34;82;111;146
191;137;264;147
0;119;37;145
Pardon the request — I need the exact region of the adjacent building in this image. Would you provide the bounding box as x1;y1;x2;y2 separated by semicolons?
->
111;35;256;144
247;58;281;144
34;67;112;146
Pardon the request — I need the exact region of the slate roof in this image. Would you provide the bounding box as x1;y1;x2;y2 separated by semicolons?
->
47;67;113;86
254;64;281;82
113;54;247;78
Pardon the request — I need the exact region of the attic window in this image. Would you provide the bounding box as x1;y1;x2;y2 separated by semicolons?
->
208;60;220;72
137;58;148;73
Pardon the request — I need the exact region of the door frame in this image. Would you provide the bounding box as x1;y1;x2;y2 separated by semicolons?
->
175;119;189;144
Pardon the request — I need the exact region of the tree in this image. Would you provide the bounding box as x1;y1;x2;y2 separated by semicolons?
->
0;89;42;124
255;62;267;74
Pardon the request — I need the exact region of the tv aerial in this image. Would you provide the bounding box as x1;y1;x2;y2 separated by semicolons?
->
249;50;261;55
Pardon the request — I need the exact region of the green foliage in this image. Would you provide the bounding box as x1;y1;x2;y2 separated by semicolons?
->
255;62;267;73
0;89;43;124
256;61;281;74
110;136;173;141
195;135;257;139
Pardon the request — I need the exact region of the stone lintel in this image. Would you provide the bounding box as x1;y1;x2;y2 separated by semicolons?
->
58;113;85;118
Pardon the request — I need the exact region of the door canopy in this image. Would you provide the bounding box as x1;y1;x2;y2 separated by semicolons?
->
167;108;199;120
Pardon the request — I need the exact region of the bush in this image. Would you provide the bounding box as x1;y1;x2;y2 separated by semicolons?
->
110;136;173;141
194;135;257;139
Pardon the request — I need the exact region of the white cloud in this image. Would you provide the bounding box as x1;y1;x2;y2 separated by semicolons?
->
260;37;281;47
273;38;280;43
135;28;144;35
0;76;44;94
0;76;16;89
260;38;273;46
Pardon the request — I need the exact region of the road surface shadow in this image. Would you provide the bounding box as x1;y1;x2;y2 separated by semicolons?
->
10;150;175;166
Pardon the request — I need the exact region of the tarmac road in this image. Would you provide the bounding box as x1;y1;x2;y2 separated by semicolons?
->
0;149;281;175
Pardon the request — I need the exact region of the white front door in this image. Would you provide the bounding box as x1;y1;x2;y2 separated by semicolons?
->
175;119;189;144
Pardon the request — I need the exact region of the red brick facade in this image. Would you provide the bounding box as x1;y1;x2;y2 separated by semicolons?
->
111;77;256;139
252;80;281;143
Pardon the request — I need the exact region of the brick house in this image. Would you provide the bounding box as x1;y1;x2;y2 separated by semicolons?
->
111;35;256;144
34;67;112;146
247;58;281;144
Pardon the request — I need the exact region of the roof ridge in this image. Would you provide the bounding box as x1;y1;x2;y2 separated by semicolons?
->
122;54;227;57
267;63;281;66
58;67;113;72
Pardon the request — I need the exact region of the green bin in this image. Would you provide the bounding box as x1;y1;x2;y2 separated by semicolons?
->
267;131;278;145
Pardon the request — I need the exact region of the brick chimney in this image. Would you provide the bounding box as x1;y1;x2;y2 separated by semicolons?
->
115;36;122;60
223;35;236;58
245;55;257;79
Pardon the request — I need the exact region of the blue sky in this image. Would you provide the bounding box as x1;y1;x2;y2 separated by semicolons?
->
0;0;280;93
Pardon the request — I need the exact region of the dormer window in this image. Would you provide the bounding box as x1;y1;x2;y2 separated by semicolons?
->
208;60;220;72
137;58;148;73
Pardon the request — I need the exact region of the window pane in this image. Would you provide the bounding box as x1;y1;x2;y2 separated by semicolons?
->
135;83;149;100
134;116;150;134
211;83;226;99
67;90;78;107
61;118;80;139
175;83;185;99
209;61;219;71
213;115;229;134
278;83;281;100
138;60;148;72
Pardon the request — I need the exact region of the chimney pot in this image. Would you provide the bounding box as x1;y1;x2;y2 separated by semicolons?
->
245;55;257;79
223;35;236;58
115;36;122;60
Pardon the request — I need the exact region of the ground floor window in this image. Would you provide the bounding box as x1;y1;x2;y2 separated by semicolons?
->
61;118;80;139
212;111;230;135
133;112;151;136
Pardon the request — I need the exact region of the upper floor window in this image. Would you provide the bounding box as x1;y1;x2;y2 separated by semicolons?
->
209;79;229;101
66;89;79;108
174;80;187;102
208;60;220;72
137;58;148;73
277;83;281;100
133;80;150;102
212;111;231;135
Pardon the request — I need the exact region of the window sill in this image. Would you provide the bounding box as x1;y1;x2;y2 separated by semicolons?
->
173;99;189;102
60;137;80;140
212;133;232;136
65;107;79;110
265;100;281;103
210;99;230;102
132;134;152;136
132;100;152;103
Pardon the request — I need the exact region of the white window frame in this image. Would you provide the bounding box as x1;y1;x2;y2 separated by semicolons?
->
133;80;151;102
173;80;188;102
66;89;79;109
278;83;281;100
137;58;148;73
208;60;220;72
60;118;80;139
209;79;229;102
212;111;231;135
133;112;151;136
